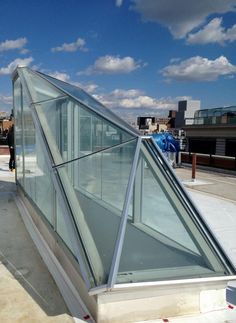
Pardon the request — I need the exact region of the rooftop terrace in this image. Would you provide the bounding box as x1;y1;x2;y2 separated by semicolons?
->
1;153;236;322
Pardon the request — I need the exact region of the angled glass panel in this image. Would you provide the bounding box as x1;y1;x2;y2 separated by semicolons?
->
19;68;64;103
35;71;139;136
14;77;24;185
23;87;36;201
73;139;137;211
34;97;135;164
56;193;74;252
117;140;229;284
23;111;54;224
56;139;137;285
34;135;54;225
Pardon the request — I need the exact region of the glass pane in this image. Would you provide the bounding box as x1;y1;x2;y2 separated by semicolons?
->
14;77;54;225
56;139;137;285
117;141;227;284
34;97;135;165
56;194;75;253
34;136;54;225
23;88;36;201
141;154;198;253
14;77;24;185
75;139;137;211
20;68;64;102
37;72;139;136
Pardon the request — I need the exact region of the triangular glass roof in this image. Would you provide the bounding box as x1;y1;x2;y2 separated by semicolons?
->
35;69;140;137
14;67;234;292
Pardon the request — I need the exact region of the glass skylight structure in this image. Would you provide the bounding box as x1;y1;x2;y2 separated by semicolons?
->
13;67;234;292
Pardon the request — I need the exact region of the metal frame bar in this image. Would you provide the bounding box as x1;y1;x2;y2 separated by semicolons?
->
113;274;236;290
107;137;142;288
30;94;68;105
132;156;143;224
53;137;137;169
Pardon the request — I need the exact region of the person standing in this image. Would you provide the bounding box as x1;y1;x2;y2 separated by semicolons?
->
7;125;15;171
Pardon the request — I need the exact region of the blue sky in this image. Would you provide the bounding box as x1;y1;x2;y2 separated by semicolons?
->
0;0;236;119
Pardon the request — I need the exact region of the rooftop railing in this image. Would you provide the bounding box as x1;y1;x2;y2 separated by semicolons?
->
185;115;236;126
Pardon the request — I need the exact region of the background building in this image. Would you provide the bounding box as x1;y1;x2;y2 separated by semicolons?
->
175;100;201;128
184;106;236;157
137;116;169;134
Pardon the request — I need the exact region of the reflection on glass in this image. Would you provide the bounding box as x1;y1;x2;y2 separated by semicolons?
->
37;72;138;136
35;97;135;164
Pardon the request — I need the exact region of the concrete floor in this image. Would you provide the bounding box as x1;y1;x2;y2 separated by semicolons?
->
175;165;236;202
175;165;236;269
0;156;74;323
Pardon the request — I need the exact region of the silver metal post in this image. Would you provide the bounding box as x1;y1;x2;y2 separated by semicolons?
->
107;137;142;289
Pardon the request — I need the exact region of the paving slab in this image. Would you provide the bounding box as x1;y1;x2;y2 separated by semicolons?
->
176;166;236;201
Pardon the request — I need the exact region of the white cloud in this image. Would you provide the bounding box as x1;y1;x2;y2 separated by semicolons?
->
130;0;236;38
187;18;236;45
0;57;34;75
0;37;27;52
170;58;181;64
93;88;176;110
109;88;144;99
0;94;12;105
20;48;30;54
161;55;236;82
116;0;123;7
0;94;13;112
72;82;99;93
78;55;143;75
51;38;87;52
42;69;99;93
48;71;70;82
